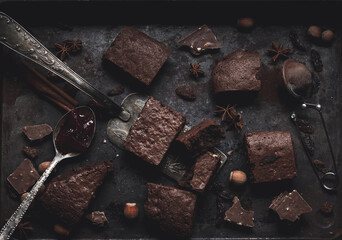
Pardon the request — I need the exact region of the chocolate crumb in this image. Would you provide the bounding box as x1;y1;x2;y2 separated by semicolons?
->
85;56;94;64
297;119;314;134
86;211;109;227
107;87;124;96
313;159;329;173
22;146;38;159
320;202;334;216
175;86;196;101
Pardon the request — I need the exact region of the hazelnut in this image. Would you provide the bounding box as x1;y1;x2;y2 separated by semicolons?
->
38;161;51;174
229;170;247;185
21;192;28;202
124;203;139;219
322;30;334;43
237;18;254;30
307;25;322;39
54;224;70;236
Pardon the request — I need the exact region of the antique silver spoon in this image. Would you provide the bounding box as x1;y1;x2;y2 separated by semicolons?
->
0;106;96;240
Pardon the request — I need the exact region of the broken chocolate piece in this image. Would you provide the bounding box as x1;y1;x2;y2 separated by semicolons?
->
7;158;40;195
313;159;329;173
22;124;53;141
224;196;254;227
179;25;221;55
86;211;109;227
175;86;196;101
107;87;124;96
269;190;312;222
22;146;38;159
320;202;334;216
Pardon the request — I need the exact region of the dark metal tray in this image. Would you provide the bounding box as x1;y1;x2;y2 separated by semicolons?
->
1;1;342;239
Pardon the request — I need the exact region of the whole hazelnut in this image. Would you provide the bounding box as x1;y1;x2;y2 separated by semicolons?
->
237;18;254;30
38;161;51;174
322;30;334;43
229;170;247;185
124;203;139;219
21;192;28;202
54;224;70;236
307;25;322;39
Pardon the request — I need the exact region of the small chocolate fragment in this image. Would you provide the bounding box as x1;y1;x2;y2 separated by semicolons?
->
86;211;109;227
179;25;221;55
224;196;254;227
311;49;323;72
7;158;40;195
175;86;196;101
107;87;124;96
269;190;312;222
22;124;53;141
84;56;94;64
22;146;38;159
313;159;329;173
297;119;314;134
320;202;334;216
303;134;315;156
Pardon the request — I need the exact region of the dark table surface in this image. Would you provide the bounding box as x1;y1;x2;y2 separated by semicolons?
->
1;1;342;239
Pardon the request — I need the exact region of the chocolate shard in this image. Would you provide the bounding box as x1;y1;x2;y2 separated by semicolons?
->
22;124;53;141
179;25;221;55
86;211;109;227
269;190;312;222
22;146;39;159
7;158;40;195
224;196;254;227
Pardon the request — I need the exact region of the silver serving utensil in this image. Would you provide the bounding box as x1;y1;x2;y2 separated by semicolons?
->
282;62;339;191
0;107;96;240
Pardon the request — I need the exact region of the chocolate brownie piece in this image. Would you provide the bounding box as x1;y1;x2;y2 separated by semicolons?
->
175;119;225;157
224;196;254;227
123;97;186;165
40;160;114;226
269;190;312;222
22;123;53;141
7;158;40;195
103;26;171;86
189;152;221;192
211;50;261;93
179;25;222;55
245;131;296;183
144;183;197;237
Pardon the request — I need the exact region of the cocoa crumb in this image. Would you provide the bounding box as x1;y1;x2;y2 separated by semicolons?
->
313;159;329;173
320;201;334;215
107;87;124;96
85;56;93;64
22;146;38;159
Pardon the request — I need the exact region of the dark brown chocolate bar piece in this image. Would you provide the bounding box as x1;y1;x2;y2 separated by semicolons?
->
22;124;53;141
7;158;40;195
86;211;109;227
224;196;254;227
269;190;312;222
179;25;221;55
23;146;39;159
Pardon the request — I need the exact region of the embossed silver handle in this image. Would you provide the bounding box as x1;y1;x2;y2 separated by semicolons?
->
0;12;130;121
0;155;63;240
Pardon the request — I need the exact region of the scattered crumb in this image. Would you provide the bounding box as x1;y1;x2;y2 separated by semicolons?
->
107;87;124;96
227;150;234;156
85;56;93;64
103;139;107;144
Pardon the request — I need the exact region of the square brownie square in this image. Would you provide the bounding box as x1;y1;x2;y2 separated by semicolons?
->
144;183;197;237
123;97;186;165
245;131;296;183
103;26;171;86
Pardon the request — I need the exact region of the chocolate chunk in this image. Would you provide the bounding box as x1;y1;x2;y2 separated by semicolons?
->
269;190;312;222
22;124;53;141
103;26;171;86
86;211;109;227
211;50;261;94
313;159;329;173
107;87;124;96
224;196;254;227
245;131;297;183
22;146;38;159
144;183;197;237
320;201;334;215
7;158;40;195
179;25;221;55
175;86;196;101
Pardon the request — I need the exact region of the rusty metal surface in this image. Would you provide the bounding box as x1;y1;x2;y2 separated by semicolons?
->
1;1;342;239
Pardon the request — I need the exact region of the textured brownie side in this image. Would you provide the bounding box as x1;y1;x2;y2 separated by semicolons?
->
144;183;197;237
103;26;171;86
123;97;186;165
175;119;225;157
190;152;221;192
245;131;296;183
40;160;114;226
211;50;261;93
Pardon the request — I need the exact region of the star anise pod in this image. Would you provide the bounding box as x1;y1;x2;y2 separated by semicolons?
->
5;219;33;239
189;62;204;78
55;43;70;61
267;42;291;62
215;104;243;133
63;39;82;53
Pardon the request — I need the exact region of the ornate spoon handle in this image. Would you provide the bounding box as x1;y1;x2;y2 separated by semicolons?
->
0;155;63;240
0;12;129;120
